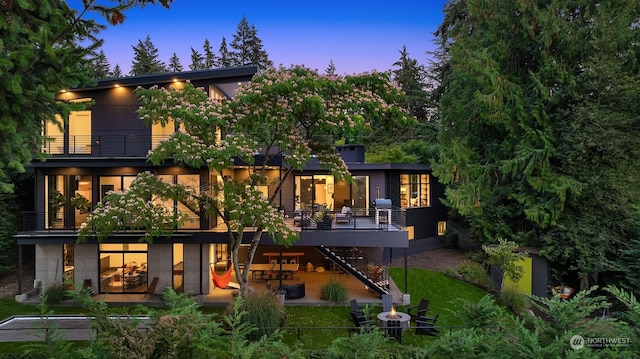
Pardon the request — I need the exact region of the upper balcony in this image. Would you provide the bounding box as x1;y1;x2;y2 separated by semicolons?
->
42;135;173;157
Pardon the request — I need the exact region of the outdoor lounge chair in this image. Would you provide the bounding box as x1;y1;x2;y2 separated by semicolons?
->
382;294;393;312
385;319;402;343
407;298;430;321
335;206;353;224
349;310;375;334
415;312;439;336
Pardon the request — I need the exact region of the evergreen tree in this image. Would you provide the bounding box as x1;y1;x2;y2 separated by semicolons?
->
168;52;183;72
325;60;336;76
130;35;166;76
91;50;111;79
203;39;216;69
217;37;232;68
189;47;205;70
229;16;272;68
392;45;430;121
432;0;640;288
0;0;172;193
111;63;123;78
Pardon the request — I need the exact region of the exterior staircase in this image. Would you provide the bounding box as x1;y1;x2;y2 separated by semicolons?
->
314;245;389;295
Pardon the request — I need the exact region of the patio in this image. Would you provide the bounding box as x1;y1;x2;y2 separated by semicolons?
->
84;269;404;308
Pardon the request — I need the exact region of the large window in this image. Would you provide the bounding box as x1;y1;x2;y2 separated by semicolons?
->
99;244;148;294
68;110;91;154
43;116;64;154
156;174;201;229
43;100;91;155
151;118;175;149
400;174;430;208
99;176;136;201
294;175;369;214
45;174;93;229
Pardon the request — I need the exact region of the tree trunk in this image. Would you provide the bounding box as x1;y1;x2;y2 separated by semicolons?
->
229;228;264;297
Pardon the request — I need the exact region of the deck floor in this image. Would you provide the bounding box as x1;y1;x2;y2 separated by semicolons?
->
37;269;404;308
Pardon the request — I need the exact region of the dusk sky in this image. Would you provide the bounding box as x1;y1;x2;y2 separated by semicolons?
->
76;0;448;75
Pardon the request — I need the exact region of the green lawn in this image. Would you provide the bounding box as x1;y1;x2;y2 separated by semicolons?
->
281;267;488;349
0;268;489;352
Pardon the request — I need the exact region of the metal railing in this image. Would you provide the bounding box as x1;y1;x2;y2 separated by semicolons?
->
298;207;406;231
316;246;389;295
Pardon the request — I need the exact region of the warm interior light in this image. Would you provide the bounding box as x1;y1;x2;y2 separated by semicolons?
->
114;84;120;88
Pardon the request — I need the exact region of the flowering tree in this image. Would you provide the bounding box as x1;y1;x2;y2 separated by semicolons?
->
79;66;414;293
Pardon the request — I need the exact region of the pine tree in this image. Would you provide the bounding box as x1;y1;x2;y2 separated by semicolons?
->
392;46;430;121
203;39;216;69
168;52;183;72
111;64;123;78
189;47;205;70
130;35;166;76
91;50;111;79
325;60;336;76
217;37;232;68
229;16;272;68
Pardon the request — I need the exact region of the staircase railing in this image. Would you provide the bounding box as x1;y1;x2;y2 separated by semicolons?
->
315;245;389;295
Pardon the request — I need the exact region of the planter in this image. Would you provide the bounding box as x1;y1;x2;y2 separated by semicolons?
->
317;217;332;230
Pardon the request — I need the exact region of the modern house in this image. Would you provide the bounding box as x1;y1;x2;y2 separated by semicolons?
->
14;65;448;300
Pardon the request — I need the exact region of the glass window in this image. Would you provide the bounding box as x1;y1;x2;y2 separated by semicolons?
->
68;110;91;154
72;175;92;229
99;176;136;201
400;174;430;208
151;118;175;149
294;175;369;215
46;175;67;229
43;116;65;154
99;244;148;294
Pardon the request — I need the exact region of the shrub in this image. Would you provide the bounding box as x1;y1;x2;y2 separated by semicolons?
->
457;261;493;290
499;286;531;316
320;278;348;303
441;228;459;248
43;283;67;304
234;290;286;339
450;295;501;329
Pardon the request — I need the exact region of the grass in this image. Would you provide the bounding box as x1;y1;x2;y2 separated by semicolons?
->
0;268;489;352
281;267;488;349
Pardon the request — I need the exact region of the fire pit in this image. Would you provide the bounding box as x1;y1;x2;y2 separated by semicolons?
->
377;308;411;331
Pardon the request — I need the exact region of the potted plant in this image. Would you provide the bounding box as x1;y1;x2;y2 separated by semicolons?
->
49;189;65;224
314;209;332;230
71;192;91;213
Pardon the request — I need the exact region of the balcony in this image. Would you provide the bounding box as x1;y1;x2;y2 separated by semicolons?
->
292;208;406;232
41;135;159;157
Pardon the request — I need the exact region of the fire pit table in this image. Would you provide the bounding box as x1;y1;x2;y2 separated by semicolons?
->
377;310;411;331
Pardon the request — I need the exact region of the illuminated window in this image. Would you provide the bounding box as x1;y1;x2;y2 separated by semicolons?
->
438;221;447;236
400;174;430;208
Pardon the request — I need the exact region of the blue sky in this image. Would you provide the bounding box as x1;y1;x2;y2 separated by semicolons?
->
79;0;448;75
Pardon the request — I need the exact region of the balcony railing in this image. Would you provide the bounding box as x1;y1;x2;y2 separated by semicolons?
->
296;208;406;231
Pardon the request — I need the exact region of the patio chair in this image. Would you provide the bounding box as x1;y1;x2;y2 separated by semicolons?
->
385;319;402;344
406;298;430;321
335;206;352;224
349;310;375;335
382;294;393;312
415;312;440;336
350;299;362;313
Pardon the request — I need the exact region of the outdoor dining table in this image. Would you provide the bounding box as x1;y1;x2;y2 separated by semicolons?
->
249;263;299;282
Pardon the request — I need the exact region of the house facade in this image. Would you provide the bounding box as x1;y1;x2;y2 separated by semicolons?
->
15;66;448;298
